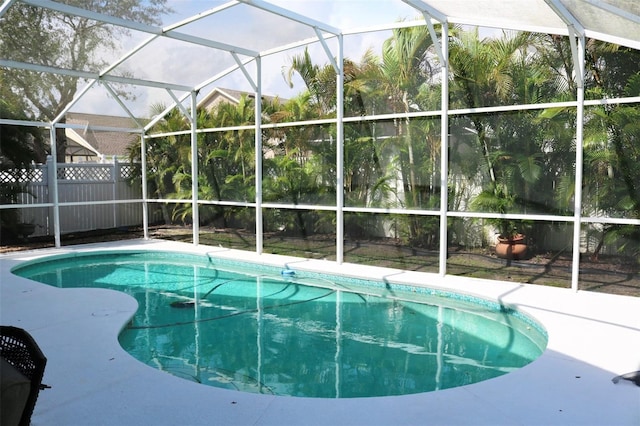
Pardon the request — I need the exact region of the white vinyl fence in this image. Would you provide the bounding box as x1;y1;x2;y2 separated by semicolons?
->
3;156;144;237
1;157;626;256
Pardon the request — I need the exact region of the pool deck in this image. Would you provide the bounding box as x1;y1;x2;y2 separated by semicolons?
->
1;239;639;426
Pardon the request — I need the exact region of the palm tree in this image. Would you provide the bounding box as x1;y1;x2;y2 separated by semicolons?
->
378;25;438;208
340;49;393;209
581;43;640;260
128;103;191;224
537;37;640;261
283;47;337;118
212;94;256;183
263;89;333;236
450;30;548;240
450;30;537;186
358;24;441;246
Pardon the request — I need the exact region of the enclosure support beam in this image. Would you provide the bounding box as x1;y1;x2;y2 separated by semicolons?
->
335;35;345;264
255;57;263;255
144;97;190;132
190;91;200;246
548;0;587;299
239;0;341;36
194;56;255;94
103;82;143;128
0;0;16;18
167;90;192;123
403;0;449;277
420;12;446;65
141;134;149;240
232;52;257;91
571;33;586;292
52;79;99;125
49;126;61;248
23;0;258;57
402;0;447;24
0;59;194;93
315;28;339;73
438;24;449;277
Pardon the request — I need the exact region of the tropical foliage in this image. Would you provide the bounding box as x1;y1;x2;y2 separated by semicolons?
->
0;0;171;162
0;90;43;242
126;26;638;260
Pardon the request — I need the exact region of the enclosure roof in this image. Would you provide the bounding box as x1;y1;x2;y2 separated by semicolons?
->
1;0;639;120
412;0;640;50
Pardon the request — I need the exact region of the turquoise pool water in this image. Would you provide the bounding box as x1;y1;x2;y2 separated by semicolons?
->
13;251;547;398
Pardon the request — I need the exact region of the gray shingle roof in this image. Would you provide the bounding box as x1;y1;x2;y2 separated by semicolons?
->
66;112;142;158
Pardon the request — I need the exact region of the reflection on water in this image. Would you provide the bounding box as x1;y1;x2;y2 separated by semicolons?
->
14;251;547;398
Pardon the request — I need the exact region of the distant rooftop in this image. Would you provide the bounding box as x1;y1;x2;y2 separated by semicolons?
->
65;113;142;161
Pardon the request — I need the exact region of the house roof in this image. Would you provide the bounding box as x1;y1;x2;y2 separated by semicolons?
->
62;88;280;160
65;113;142;159
198;87;283;112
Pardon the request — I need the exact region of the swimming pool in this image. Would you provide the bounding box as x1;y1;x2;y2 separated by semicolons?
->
12;250;547;398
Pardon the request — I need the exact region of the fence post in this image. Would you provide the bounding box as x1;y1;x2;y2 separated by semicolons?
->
45;155;56;239
113;156;118;229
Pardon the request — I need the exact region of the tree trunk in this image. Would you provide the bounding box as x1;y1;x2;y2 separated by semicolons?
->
55;122;67;164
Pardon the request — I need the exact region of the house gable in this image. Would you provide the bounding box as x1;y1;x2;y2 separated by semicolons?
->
198;87;283;113
64;112;143;162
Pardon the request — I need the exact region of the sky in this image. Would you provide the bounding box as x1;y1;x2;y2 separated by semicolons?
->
70;0;421;118
20;0;637;120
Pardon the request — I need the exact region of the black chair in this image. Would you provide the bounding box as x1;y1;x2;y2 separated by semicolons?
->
0;326;49;426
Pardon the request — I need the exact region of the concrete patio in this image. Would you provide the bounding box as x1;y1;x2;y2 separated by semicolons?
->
1;239;639;425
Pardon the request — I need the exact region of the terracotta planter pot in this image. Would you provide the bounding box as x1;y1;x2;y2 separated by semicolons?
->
495;234;527;260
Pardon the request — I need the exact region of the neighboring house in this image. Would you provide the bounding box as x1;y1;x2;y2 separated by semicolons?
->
64;112;142;163
62;88;279;163
197;87;282;113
